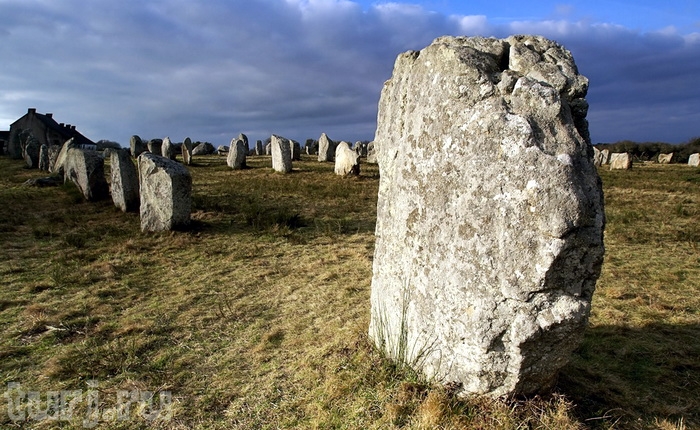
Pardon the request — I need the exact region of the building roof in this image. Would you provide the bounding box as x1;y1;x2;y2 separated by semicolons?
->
11;109;95;147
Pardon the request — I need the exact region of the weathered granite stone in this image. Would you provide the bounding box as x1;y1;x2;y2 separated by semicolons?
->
255;140;264;156
609;152;632;170
147;139;162;156
318;133;337;162
688;153;700;167
192;142;215;155
227;134;248;169
270;135;292;173
52;138;78;176
130;135;147;157
47;145;61;173
23;136;40;168
216;145;229;156
138;153;192;232
265;142;272;155
182;137;193;166
38;144;50;171
658;153;673;164
63;147;110;201
290;140;301;161
592;147;605;167
161;137;177;161
334;141;360;176
369;35;605;397
366;141;377;163
110;148;140;212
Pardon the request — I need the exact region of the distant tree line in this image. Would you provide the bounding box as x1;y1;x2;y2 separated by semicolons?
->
595;137;700;163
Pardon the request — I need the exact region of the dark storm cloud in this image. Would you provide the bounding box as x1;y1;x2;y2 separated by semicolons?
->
0;0;698;146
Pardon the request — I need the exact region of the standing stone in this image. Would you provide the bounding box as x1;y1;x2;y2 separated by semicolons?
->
47;145;61;173
52;138;78;176
609;153;632;170
63;147;110;201
334;141;360;176
265;142;272;155
110;148;140;212
688;153;700;167
182;137;193;166
658;153;673;164
147;139;162;156
38;144;50;171
369;35;605;397
23;136;40;168
130;135;147;157
290;140;301;161
255;140;264;156
192;142;215;155
217;145;229;156
318;133;337;162
592;147;605;167
138;153;192;232
270;135;292;173
366;141;377;163
161;137;177;161
227;134;248;169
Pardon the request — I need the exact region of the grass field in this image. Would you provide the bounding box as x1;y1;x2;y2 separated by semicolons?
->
0;155;698;429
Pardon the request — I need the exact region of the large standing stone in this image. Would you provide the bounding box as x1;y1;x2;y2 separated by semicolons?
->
334;141;360;176
227;134;248;169
192;142;215;155
38;144;50;171
161;137;177;161
23;136;40;168
270;135;292;173
63;147;110;201
366;141;377;163
255;140;264;156
609;152;632;170
52;138;78;176
290;140;301;161
658;153;673;164
138;153;192;232
688;153;700;167
182;137;193;166
318;133;337;162
147;139;162;156
110;148;140;212
369;35;605;397
130;135;147;157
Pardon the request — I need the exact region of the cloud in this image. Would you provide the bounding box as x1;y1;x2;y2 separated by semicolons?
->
0;0;698;145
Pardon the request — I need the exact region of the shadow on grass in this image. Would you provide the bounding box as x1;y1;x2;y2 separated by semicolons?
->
557;323;700;428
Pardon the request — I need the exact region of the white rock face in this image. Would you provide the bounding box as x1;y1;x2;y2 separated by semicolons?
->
366;141;377;163
592;147;609;167
689;153;700;167
138;153;192;232
609;153;632;170
271;135;292;173
227;134;248;169
334;141;360;176
369;35;605;397
110;148;140;212
318;133;337;162
64;147;110;201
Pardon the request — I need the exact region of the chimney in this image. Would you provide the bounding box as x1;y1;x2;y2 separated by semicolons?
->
65;124;71;129
59;123;65;127
71;125;76;131
46;113;53;119
28;108;36;114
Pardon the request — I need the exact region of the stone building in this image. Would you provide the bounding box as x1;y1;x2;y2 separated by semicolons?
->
7;108;95;159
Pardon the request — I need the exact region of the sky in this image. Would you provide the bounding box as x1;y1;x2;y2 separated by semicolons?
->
1;0;699;147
